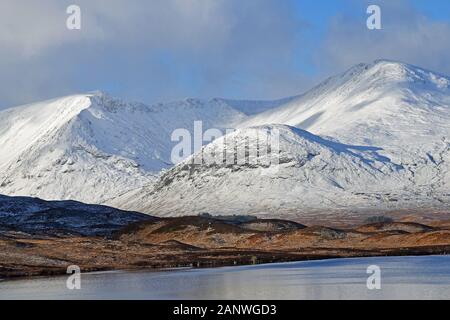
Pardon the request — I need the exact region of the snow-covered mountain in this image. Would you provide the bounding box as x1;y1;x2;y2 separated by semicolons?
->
239;60;450;197
1;59;449;216
0;92;284;203
109;60;450;215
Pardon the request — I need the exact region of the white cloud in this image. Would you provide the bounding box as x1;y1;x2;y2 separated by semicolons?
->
0;1;105;57
1;0;449;109
0;0;307;108
318;0;450;76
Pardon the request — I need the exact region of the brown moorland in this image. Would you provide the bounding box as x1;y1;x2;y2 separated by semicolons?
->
1;215;450;279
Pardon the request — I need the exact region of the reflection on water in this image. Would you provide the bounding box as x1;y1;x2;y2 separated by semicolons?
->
1;255;450;300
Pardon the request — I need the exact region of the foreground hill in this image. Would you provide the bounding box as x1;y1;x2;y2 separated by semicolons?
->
110;125;409;215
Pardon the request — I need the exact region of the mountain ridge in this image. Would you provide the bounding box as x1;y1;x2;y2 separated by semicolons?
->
0;91;286;203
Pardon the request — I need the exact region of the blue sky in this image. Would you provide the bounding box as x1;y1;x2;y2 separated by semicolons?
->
411;0;450;20
1;0;450;109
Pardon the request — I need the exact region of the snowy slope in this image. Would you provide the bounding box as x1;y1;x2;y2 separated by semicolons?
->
0;92;281;203
109;60;450;215
109;125;410;216
239;60;450;150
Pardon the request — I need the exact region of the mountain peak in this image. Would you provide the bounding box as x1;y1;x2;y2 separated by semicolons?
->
362;59;450;88
86;89;109;97
340;59;413;84
238;59;450;149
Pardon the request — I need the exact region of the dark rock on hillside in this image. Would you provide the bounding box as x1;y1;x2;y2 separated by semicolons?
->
239;219;306;232
0;194;157;237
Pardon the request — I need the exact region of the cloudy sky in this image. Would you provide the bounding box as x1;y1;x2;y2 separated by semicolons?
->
1;0;450;109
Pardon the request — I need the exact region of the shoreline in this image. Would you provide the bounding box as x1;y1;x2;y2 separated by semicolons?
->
2;246;450;282
1;214;450;282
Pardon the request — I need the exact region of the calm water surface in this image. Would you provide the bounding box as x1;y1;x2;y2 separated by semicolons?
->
1;255;450;300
